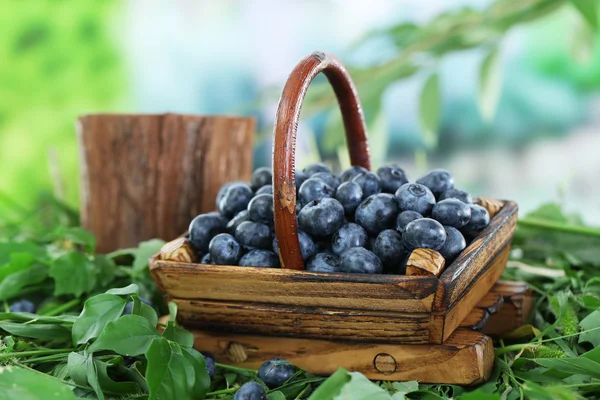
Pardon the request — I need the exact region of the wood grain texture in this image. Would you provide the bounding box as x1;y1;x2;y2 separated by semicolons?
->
272;52;371;270
484;281;534;337
474;196;505;219
406;249;446;277
183;326;494;385
77;113;255;253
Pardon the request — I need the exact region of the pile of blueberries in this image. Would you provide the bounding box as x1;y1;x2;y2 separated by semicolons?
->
188;163;490;274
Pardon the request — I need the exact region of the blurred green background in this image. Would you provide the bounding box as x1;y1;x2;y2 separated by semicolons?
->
1;0;600;227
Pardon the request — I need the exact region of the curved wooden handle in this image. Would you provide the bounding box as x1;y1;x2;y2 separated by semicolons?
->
273;51;371;270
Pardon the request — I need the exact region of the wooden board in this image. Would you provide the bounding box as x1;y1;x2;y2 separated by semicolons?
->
484;281;533;337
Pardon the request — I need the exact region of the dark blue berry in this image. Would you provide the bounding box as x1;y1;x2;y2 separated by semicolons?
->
335;181;363;216
339;165;368;183
306;253;342;273
303;163;331;176
315;240;333;254
404;218;447;251
239;250;280;268
201;253;212;264
298;178;334;206
416;169;454;196
227;210;250;234
189;212;227;252
352;172;381;198
395;210;423;234
395;183;436;215
258;358;295;388
295;170;309;190
209;233;242;265
432;199;472;228
340;247;383;274
234;382;267;400
464;204;490;231
439;226;466;261
9;299;36;313
331;223;368;256
373;229;406;269
235;221;272;249
248;194;274;226
217;181;243;205
377;165;409;193
217;183;254;217
255;185;273;195
273;230;316;261
251;167;272;190
311;172;339;189
203;353;216;379
355;193;398;236
123;297;154;315
439;188;472;203
298;198;345;237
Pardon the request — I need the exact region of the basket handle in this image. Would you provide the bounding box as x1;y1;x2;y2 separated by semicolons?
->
273;51;371;270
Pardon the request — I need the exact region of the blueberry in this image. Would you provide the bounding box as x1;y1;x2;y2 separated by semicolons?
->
200;253;212;264
395;210;423;234
464;204;490;231
339;247;383;274
373;230;406;269
439;188;472;204
395;183;436;215
298;178;334;206
248;194;274;226
258;358;295;388
9;299;36;313
209;233;242;265
355;193;398;236
352;172;381;198
432;199;472;228
273;230;316;261
315;240;333;254
239;250;280;268
307;253;342;273
189;213;227;252
303;162;331;176
295;170;309;191
251;167;272;190
234;382;267;400
203;353;216;380
217;183;254;217
416;169;454;196
439;226;466;261
298;198;345;237
227;210;250;234
339;165;368;183
235;221;272;249
331;223;368;255
377;165;409;193
335;181;363;216
123;297;154;315
255;185;273;195
217;181;244;206
404;218;447;251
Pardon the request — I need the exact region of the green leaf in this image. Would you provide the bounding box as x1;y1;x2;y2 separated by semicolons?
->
181;347;210;399
138;302;158;328
460;391;500;400
145;337;194;400
533;357;600;379
0;312;76;324
390;381;419;399
92;255;117;288
419;73;440;148
49;252;96;297
579;310;600;347
267;392;287;400
132;239;165;273
308;368;351;400
522;381;580;400
54;227;96;253
478;49;502;122
0;321;71;341
0;262;47;301
0;242;47;266
162;321;194;348
570;0;598;30
89;315;159;355
0;365;76;400
72;294;127;345
105;284;139;295
67;352;90;387
333;372;390;400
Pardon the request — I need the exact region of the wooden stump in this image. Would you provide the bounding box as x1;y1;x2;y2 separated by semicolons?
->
77;114;255;253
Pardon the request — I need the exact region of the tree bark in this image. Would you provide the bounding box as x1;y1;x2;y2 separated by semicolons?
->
77;113;255;253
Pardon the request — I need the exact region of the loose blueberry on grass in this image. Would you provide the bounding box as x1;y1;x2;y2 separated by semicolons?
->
189;212;227;252
416;169;454;197
209;233;242;265
123;297;154;315
248;194;274;226
239;250;280;268
255;185;273;195
311;172;339;189
9;299;36;313
395;210;423;233
258;358;296;388
273;230;316;261
404;218;447;251
355;193;398;236
439;188;472;204
303;162;331;176
298;198;345;237
335;181;363;216
331;223;368;256
340;247;383;274
251;167;272;190
464;204;490;231
395;183;436;216
234;382;267;400
217;182;254;217
202;353;216;380
339;165;368;183
227;210;250;234
373;229;405;269
235;221;272;250
439;226;467;261
298;178;334;205
432;199;472;228
352;172;381;198
377;165;409;193
307;253;342;273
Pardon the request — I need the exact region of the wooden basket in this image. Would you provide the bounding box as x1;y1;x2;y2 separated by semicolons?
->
150;51;518;347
